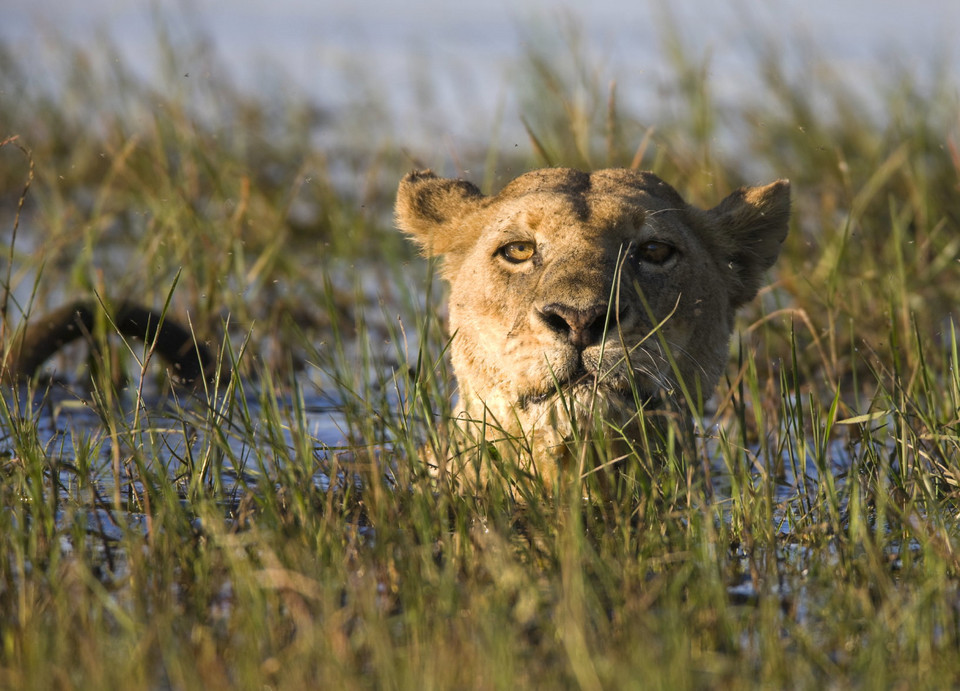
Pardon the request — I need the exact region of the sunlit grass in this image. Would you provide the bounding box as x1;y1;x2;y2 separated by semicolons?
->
1;12;960;689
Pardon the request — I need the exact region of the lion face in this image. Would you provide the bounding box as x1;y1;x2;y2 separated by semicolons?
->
396;168;790;456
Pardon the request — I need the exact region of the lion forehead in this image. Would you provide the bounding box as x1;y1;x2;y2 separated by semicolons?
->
494;167;682;203
480;174;683;239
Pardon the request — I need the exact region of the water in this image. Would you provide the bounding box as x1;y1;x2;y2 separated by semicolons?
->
6;375;358;522
3;0;958;148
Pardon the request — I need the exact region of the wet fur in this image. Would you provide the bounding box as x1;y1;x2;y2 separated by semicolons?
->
396;167;790;481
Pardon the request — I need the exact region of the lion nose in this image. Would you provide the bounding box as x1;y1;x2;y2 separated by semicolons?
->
538;303;612;350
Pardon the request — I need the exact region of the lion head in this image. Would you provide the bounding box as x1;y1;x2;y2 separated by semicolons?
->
396;167;789;470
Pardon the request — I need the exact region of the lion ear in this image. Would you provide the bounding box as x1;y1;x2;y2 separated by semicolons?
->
708;180;791;307
395;170;485;257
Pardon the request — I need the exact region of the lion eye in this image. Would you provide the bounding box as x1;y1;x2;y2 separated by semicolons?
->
637;241;675;265
499;241;536;263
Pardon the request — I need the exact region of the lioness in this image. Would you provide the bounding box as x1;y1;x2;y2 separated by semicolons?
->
396;167;789;478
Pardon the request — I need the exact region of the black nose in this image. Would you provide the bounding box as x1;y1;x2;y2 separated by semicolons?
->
538;303;611;350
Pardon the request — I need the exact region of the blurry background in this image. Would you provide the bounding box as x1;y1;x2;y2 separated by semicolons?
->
4;0;958;157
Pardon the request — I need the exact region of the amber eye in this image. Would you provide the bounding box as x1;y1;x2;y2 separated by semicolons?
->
499;241;536;263
637;241;676;265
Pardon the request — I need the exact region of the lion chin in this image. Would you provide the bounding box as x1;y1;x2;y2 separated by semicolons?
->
516;377;657;441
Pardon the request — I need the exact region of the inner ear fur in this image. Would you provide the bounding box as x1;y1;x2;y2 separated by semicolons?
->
395;170;485;257
707;179;791;307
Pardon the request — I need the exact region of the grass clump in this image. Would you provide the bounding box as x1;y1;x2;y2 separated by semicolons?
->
2;12;960;690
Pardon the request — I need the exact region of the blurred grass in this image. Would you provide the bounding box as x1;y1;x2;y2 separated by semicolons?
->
2;10;960;690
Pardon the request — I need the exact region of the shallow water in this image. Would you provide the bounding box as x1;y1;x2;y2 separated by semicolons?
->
4;373;345;493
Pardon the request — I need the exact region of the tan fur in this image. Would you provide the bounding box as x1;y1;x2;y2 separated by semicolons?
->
396;167;790;481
